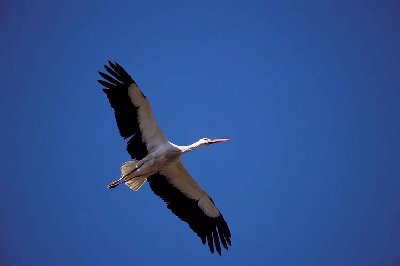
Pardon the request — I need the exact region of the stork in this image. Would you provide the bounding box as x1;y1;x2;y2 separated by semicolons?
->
98;61;232;255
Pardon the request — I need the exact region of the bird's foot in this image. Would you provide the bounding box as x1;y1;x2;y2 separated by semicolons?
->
108;180;121;189
108;172;139;189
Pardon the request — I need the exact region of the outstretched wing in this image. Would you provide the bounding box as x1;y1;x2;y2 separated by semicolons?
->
148;161;232;255
98;61;168;160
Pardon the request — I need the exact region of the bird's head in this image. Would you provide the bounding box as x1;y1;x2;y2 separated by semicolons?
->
183;137;230;153
197;137;230;147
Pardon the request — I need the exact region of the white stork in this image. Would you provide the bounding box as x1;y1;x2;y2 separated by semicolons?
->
98;61;232;255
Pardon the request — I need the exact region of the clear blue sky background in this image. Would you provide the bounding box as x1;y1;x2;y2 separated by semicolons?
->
1;1;400;265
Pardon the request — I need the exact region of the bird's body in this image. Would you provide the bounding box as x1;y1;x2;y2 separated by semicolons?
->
126;142;182;180
98;61;231;255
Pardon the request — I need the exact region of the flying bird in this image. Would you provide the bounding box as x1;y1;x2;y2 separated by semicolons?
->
98;61;232;255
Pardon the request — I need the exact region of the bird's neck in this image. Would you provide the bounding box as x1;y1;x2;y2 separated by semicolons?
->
180;141;203;153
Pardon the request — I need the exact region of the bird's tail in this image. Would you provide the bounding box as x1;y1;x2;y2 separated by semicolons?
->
121;160;147;191
121;160;139;177
125;177;147;191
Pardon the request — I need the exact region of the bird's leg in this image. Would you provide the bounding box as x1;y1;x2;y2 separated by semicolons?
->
108;165;140;189
120;172;147;186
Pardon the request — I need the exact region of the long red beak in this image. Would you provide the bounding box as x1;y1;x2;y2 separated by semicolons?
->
209;138;230;144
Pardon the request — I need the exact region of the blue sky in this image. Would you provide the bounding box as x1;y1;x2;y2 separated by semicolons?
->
1;1;400;265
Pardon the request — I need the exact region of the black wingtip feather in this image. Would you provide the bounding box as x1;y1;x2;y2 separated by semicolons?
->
216;216;231;250
207;233;214;254
105;61;135;85
98;71;122;85
104;64;121;79
97;79;117;89
200;234;206;245
218;228;228;250
213;228;222;256
108;60;116;68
